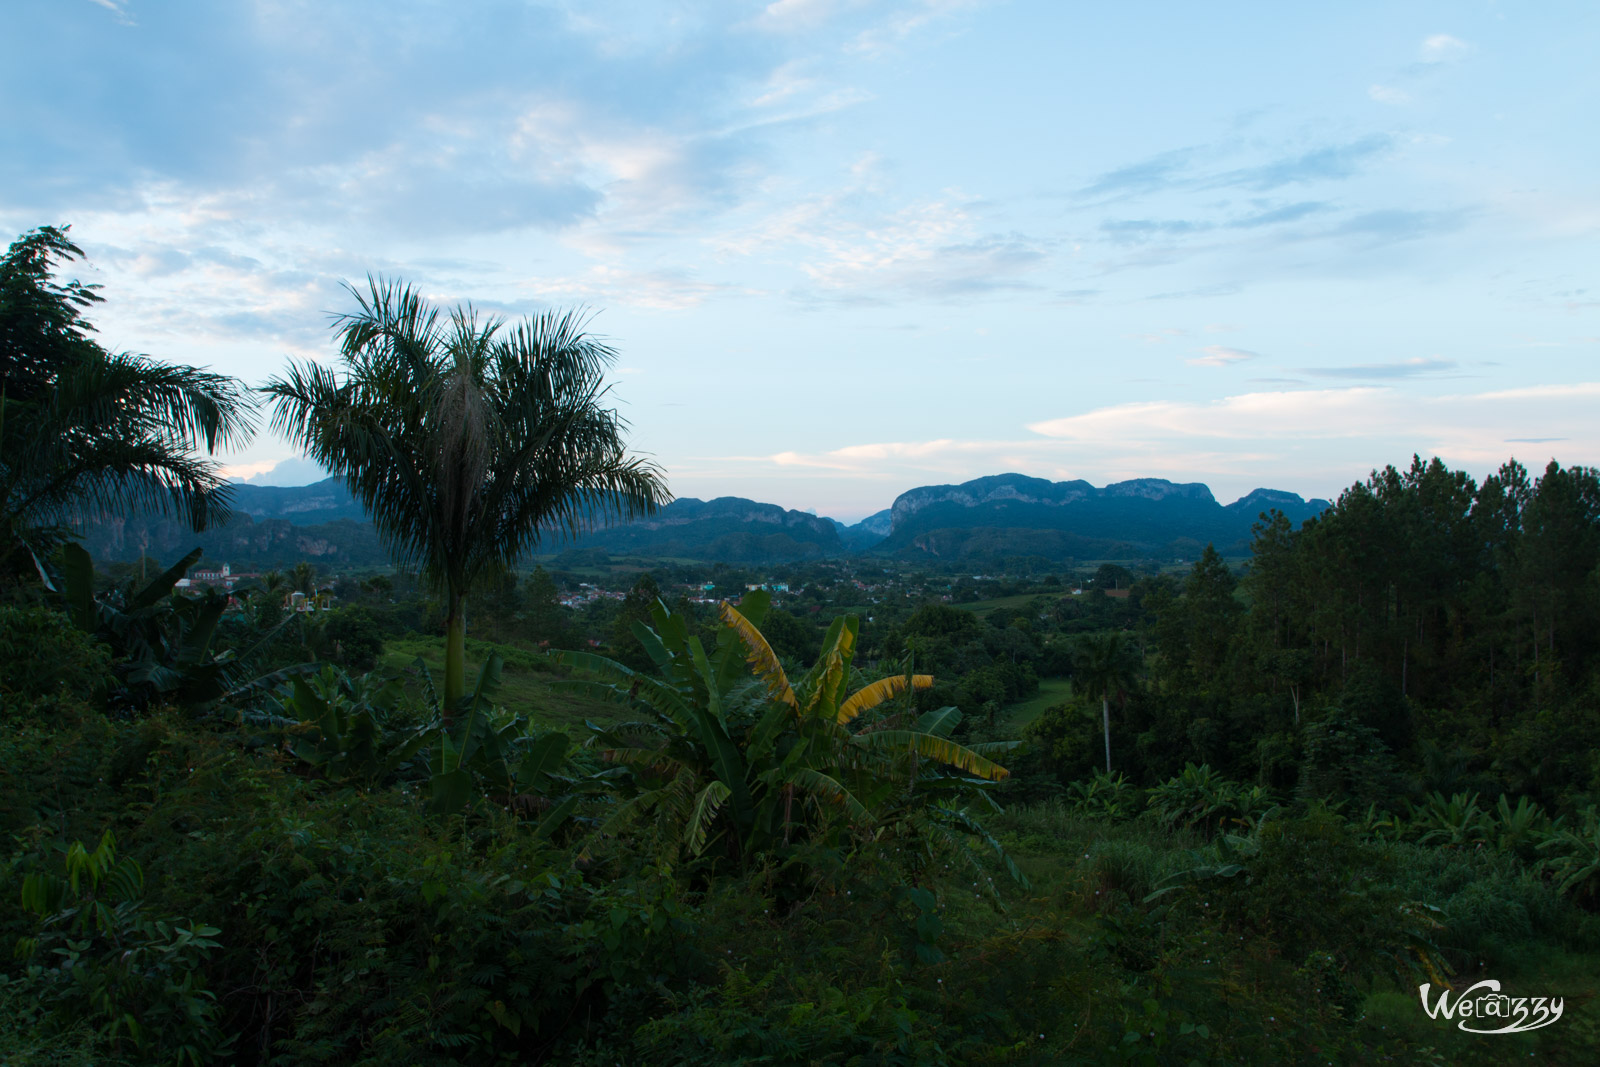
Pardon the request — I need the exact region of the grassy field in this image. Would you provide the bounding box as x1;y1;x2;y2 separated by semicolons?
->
380;635;627;734
958;592;1055;617
1002;676;1073;731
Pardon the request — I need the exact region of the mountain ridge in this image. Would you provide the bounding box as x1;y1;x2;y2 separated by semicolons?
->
73;473;1330;566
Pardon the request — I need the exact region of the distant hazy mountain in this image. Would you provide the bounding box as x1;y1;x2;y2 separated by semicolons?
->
76;511;390;570
75;477;379;568
831;509;893;550
873;473;1328;561
228;478;367;524
560;496;844;562
71;472;1328;569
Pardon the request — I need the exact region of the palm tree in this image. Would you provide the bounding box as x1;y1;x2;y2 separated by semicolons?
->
262;278;669;715
1074;630;1140;774
290;560;318;596
1;226;255;576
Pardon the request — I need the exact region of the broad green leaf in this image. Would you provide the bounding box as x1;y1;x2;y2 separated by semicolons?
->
130;547;202;611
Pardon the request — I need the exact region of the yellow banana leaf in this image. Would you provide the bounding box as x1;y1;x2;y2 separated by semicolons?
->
719;601;797;709
836;674;934;725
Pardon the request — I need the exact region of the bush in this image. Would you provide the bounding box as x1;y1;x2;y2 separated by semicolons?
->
13;832;229;1065
1215;809;1406;980
0;605;111;711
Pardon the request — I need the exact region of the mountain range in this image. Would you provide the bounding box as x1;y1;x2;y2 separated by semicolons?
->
74;474;1330;568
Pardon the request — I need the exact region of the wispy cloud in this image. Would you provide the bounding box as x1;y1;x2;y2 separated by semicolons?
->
1078;136;1392;201
1420;34;1471;63
1302;357;1458;379
715;173;1049;303
86;0;135;24
1188;345;1259;367
1024;384;1600;461
1078;148;1199;199
517;265;762;310
1228;201;1332;228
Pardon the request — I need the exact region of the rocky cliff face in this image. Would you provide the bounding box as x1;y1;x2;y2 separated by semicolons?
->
560;496;845;562
1101;478;1216;504
229;478;366;524
873;472;1327;561
613;497;839;538
1224;487;1332;520
887;473;1216;533
889;474;1095;528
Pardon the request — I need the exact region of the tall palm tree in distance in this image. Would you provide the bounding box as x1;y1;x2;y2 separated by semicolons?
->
263;279;669;715
1074;630;1140;774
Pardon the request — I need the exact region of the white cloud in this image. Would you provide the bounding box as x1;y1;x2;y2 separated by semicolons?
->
1188;345;1259;367
712;176;1047;302
1420;34;1471;63
849;0;985;56
1368;84;1412;105
758;0;841;32
86;0;135;25
517;265;762;310
1026;384;1600;456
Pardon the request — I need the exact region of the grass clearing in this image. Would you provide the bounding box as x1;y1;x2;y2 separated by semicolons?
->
1002;676;1073;731
380;635;626;733
959;592;1054;617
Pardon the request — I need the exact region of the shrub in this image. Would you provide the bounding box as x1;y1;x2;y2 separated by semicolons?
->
0;604;111;711
13;832;229;1065
1214;809;1406;980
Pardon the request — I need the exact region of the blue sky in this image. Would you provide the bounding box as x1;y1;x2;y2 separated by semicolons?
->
4;1;1597;520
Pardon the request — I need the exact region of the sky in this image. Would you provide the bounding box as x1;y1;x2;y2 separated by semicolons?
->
4;0;1597;522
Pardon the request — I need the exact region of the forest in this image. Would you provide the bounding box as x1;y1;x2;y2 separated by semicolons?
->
4;224;1600;1065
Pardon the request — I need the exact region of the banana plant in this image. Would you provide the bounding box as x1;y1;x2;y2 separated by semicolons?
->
1410;790;1490;848
1146;763;1246;835
1538;805;1600;906
1068;769;1138;820
1491;794;1553;861
55;543;301;712
419;653;586;840
278;663;432;786
554;591;1023;885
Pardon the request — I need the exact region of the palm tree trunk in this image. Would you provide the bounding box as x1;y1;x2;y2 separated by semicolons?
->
1102;697;1112;773
444;587;467;720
